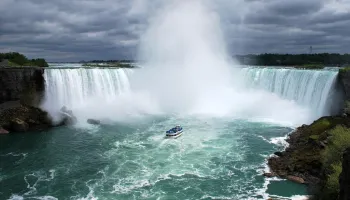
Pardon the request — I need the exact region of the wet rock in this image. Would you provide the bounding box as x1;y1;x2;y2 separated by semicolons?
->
263;172;276;178
87;119;100;125
60;106;68;113
0;126;9;134
59;106;77;125
274;151;284;157
61;114;77;125
0;104;53;132
10;118;29;132
287;175;305;184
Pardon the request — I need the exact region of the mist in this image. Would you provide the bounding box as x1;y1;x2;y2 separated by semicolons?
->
40;0;324;127
129;0;312;125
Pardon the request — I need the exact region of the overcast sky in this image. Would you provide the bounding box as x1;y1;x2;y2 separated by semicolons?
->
0;0;349;62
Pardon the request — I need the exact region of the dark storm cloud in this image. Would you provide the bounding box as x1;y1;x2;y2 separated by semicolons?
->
0;0;349;61
0;0;138;61
226;0;350;54
268;0;323;16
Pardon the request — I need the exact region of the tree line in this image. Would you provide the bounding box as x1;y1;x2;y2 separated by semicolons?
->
80;53;350;67
1;52;350;68
0;52;49;67
234;53;350;67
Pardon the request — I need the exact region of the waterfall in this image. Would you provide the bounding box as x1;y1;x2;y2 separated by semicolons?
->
241;67;339;118
41;68;134;122
41;66;341;125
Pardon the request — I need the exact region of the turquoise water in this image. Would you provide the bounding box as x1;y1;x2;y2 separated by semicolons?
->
0;115;308;200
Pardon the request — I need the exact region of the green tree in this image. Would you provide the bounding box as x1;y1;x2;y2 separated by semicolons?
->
0;52;48;67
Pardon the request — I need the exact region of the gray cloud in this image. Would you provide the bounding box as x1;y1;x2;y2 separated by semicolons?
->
268;0;323;16
0;0;349;62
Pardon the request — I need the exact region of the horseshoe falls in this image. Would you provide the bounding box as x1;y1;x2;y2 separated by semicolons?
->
0;0;342;199
1;66;340;200
41;67;340;126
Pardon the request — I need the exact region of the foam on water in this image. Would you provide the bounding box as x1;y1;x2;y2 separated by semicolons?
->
1;115;308;199
98;118;256;199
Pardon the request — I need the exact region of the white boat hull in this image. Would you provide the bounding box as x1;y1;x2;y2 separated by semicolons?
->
165;130;183;139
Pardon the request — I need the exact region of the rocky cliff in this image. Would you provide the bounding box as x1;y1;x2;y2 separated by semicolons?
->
339;69;350;200
0;67;78;133
339;69;350;115
339;69;350;99
0;67;49;133
339;148;350;200
0;67;45;107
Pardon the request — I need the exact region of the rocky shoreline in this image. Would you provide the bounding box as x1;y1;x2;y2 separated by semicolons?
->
262;68;350;199
0;103;78;134
264;115;350;199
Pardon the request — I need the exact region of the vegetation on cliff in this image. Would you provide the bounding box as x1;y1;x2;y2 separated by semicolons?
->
0;52;49;67
235;53;350;67
339;67;350;74
267;115;350;200
320;125;350;199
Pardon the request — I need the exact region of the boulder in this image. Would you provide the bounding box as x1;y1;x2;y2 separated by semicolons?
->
0;126;9;134
263;172;276;178
60;106;68;113
60;113;77;125
287;175;305;184
87;119;100;125
59;106;77;125
10;118;29;132
0;104;53;132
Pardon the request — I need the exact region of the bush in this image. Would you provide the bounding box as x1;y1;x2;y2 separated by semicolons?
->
310;118;331;134
323;125;350;165
309;135;320;141
323;162;342;199
319;125;350;199
339;67;350;74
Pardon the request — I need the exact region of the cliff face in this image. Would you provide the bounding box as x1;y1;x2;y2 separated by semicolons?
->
339;70;350;100
0;67;45;107
339;70;350;115
339;148;350;200
0;67;78;133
